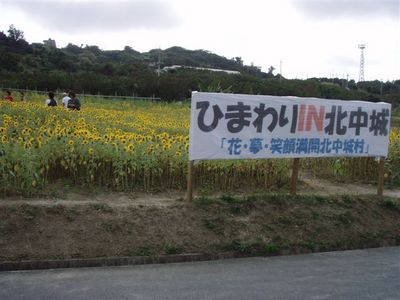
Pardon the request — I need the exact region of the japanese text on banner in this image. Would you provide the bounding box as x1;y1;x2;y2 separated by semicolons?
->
189;92;391;160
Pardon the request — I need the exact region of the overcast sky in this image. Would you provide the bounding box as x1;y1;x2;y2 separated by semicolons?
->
0;0;399;81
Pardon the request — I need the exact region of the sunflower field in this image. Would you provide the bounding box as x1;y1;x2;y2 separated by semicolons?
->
302;108;400;187
0;93;399;196
0;93;289;195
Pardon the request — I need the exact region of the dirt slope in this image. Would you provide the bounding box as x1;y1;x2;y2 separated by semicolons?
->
0;188;399;262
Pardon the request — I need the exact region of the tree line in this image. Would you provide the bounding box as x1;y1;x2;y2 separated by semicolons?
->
1;25;399;105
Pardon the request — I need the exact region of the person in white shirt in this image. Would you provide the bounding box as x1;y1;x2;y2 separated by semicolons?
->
62;92;71;108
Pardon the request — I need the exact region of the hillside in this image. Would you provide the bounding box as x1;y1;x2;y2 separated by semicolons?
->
1;25;399;103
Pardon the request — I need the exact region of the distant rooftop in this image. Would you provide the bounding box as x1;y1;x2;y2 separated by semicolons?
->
43;38;56;48
162;65;240;75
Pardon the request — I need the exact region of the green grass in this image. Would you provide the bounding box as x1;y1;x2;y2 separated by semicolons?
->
165;244;184;255
226;240;253;254
134;247;154;256
46;205;79;221
381;197;400;210
18;204;39;220
202;217;224;235
89;203;114;213
263;242;279;254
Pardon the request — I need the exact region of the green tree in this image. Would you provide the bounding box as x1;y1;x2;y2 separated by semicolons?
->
268;65;275;75
7;24;24;41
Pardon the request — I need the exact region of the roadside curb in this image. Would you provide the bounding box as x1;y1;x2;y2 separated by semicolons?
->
1;240;399;272
0;252;253;272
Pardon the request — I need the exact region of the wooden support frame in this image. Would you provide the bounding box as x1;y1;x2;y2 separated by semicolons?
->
377;157;385;196
186;156;383;200
290;158;300;195
186;160;194;201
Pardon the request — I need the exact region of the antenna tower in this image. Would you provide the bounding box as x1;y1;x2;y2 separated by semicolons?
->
358;44;366;82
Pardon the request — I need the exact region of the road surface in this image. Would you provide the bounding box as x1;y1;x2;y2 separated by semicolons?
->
0;247;399;299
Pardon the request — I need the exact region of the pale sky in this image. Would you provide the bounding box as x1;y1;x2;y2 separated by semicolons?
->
0;0;399;81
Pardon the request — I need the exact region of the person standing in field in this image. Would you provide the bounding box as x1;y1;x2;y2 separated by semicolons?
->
3;90;13;102
67;91;81;110
45;91;58;107
61;92;71;108
20;91;26;102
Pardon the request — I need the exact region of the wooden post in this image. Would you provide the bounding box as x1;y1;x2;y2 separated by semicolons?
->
377;157;385;196
290;158;300;195
186;160;194;201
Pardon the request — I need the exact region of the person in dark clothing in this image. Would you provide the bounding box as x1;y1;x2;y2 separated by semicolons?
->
45;91;57;107
20;91;25;102
67;92;81;110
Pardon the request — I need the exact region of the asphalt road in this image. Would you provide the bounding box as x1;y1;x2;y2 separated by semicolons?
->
0;247;399;300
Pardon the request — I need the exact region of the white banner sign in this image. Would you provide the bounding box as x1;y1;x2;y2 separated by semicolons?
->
189;92;391;160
